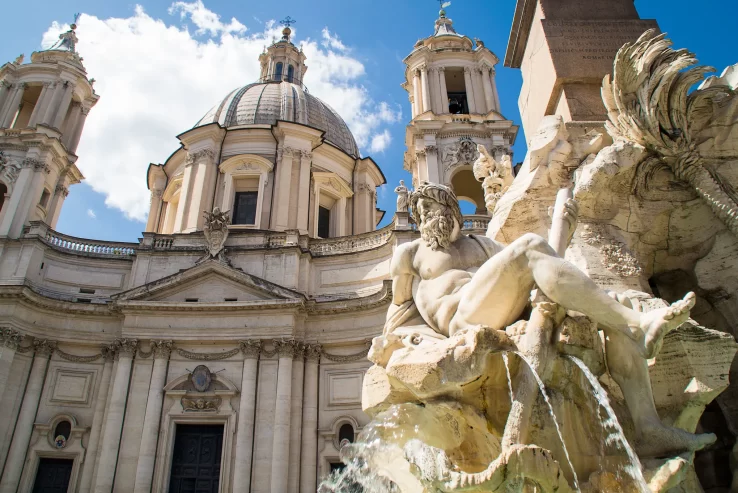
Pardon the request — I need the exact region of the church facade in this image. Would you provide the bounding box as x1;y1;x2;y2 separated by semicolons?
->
0;12;515;493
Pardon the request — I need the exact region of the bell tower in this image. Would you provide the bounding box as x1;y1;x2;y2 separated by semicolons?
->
0;18;98;238
401;6;518;213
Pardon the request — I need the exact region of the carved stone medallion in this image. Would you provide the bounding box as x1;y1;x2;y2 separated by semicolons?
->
190;365;212;392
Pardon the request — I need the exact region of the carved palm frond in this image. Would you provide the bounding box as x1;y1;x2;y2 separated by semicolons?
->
602;29;738;236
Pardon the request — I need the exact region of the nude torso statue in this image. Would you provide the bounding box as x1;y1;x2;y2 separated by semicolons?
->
385;182;715;457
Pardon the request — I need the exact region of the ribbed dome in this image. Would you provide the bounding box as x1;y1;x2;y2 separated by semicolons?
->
195;80;360;157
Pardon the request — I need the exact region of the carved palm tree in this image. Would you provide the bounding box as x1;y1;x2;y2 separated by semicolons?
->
602;29;738;236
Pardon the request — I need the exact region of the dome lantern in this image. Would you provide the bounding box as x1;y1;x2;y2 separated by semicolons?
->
258;16;307;86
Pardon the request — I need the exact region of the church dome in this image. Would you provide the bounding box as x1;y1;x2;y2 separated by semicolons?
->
194;80;360;157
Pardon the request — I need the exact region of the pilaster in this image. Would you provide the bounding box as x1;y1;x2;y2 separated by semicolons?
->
271;339;298;492
233;340;262;491
0;338;55;493
299;344;321;493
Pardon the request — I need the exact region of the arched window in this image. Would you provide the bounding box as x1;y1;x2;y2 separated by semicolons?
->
339;423;354;444
0;183;7;213
54;420;71;441
274;62;283;81
287;64;295;83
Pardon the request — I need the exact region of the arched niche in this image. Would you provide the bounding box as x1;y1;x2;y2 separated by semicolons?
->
450;166;485;214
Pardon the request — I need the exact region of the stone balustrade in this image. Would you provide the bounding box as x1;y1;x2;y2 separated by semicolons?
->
44;230;137;256
462;214;491;232
308;223;395;256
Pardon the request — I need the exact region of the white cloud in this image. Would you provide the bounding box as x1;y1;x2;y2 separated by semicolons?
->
87;209;97;219
168;1;246;36
40;4;399;222
321;28;347;52
370;129;392;154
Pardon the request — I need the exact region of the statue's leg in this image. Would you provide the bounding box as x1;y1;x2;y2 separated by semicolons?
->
450;233;639;335
605;330;716;456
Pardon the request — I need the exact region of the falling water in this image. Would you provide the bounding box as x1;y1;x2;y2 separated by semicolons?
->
318;441;399;493
568;356;650;493
511;351;581;492
502;352;515;405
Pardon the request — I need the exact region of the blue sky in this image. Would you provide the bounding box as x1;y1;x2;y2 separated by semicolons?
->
1;0;734;242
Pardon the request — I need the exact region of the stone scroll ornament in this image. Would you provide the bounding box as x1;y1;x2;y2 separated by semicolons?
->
320;178;736;491
202;207;230;263
603;29;738;237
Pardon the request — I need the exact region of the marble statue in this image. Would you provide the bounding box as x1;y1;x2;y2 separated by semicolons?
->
202;207;230;261
13;54;24;65
473;144;513;213
326;28;738;493
394;180;410;213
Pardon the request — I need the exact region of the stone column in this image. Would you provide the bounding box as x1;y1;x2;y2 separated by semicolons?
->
133;341;172;493
68;106;89;154
270;339;296;492
287;344;306;492
0;328;22;399
51;82;75;130
0;81;12;116
413;70;422;117
62;102;82;145
180;149;216;232
94;338;138;493
0;339;55;493
0;83;24;128
271;147;295;231
428;67;440;114
490;68;501;113
463;68;477;114
233;340;262;491
46;184;68;228
145;189;164;233
420;65;430;114
438;67;448;114
79;345;116;493
40;81;64;126
299;344;321;493
481;65;496;113
27;82;51;127
426;145;440;184
296;150;312;235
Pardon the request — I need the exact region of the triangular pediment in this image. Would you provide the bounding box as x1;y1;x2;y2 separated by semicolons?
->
113;259;304;303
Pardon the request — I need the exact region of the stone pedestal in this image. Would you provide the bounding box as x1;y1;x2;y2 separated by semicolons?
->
505;0;658;140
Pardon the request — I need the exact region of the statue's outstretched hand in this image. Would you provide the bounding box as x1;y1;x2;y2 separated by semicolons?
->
563;198;579;242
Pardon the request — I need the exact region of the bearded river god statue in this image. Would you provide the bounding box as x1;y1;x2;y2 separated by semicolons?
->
320;31;738;493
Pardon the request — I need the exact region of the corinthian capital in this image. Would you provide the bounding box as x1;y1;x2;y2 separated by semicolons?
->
1;328;22;350
185;148;214;166
152;340;174;359
114;338;139;358
273;338;301;358
305;343;322;361
33;339;57;356
240;339;262;359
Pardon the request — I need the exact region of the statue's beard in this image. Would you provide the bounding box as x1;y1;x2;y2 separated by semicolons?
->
420;210;454;251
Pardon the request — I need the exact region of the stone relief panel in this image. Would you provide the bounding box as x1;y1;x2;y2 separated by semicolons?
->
326;369;364;408
48;368;96;406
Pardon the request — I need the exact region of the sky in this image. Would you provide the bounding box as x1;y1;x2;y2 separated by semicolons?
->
0;0;735;242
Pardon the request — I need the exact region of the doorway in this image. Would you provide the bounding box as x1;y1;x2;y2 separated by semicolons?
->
168;424;224;493
32;458;73;493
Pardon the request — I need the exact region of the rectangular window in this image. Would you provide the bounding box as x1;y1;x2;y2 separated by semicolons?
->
232;191;258;225
39;189;50;208
318;206;331;239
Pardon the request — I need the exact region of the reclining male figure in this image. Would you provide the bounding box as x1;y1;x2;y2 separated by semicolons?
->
388;182;715;456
